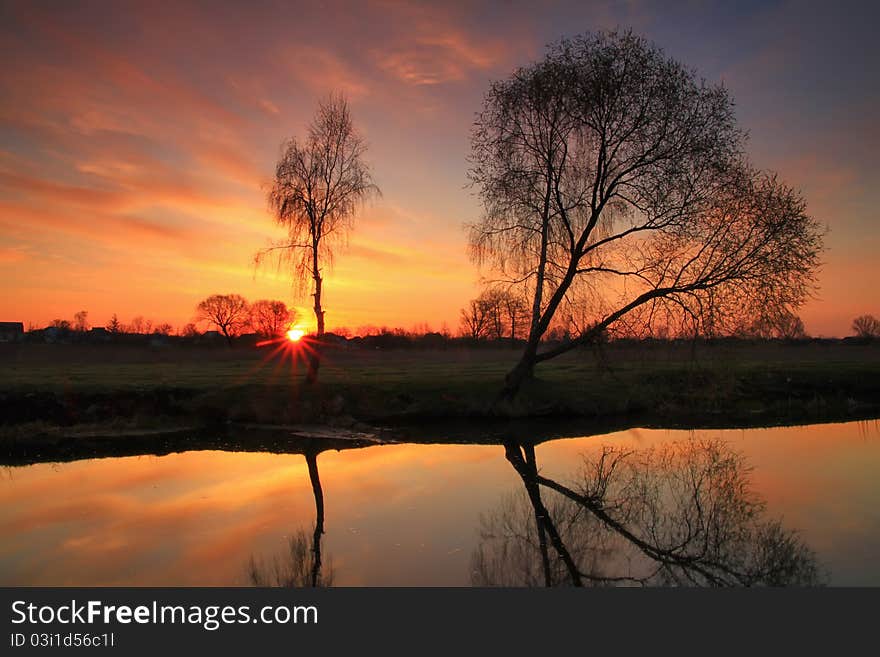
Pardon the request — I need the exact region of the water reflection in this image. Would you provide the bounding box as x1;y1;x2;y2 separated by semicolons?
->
472;438;825;586
247;447;332;587
0;421;876;586
247;528;333;587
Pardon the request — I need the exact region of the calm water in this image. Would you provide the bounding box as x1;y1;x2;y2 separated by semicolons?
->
1;420;878;586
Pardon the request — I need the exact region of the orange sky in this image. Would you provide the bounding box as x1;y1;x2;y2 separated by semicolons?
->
1;1;877;336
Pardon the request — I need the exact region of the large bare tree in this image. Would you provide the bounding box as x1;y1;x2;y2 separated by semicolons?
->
460;287;530;341
459;295;493;340
73;310;89;332
196;294;250;345
250;299;293;338
852;314;880;338
258;94;379;383
467;31;824;397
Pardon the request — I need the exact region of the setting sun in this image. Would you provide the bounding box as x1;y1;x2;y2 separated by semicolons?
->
286;327;306;342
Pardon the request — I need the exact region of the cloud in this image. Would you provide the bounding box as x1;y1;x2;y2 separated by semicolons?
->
225;75;282;118
257;98;281;116
278;45;371;98
0;171;129;211
375;34;500;85
369;6;510;86
193;140;265;188
0;245;29;265
0;199;189;245
346;242;410;266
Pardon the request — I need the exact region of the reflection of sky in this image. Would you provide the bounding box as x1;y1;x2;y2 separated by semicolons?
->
0;1;877;335
1;420;878;585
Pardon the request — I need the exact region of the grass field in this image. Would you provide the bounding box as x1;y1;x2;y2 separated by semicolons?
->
2;341;879;436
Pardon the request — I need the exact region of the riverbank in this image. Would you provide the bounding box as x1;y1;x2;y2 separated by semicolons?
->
2;341;879;462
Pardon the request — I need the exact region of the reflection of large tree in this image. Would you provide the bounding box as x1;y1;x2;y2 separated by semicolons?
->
473;438;825;586
248;447;332;587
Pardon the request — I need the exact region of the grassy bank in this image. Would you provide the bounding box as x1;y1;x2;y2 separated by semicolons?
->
2;341;879;436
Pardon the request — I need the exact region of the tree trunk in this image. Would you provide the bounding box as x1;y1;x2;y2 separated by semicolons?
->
503;181;551;398
306;251;324;384
502;248;586;398
501;336;539;399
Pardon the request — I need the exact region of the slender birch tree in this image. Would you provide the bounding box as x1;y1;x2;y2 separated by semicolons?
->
258;94;379;382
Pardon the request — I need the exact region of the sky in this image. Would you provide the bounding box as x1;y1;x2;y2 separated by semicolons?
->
0;0;877;337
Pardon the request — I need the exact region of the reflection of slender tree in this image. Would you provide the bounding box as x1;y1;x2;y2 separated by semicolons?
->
305;449;324;587
248;446;332;587
473;438;825;587
247;528;333;587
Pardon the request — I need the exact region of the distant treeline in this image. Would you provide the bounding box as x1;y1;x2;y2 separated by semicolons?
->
8;303;879;348
8;324;879;350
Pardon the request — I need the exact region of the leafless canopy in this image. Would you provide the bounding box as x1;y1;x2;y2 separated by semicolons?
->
73;310;89;332
467;31;825;392
195;293;250;344
852;314;880;338
250;299;293;338
739;307;806;340
460;287;529;340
